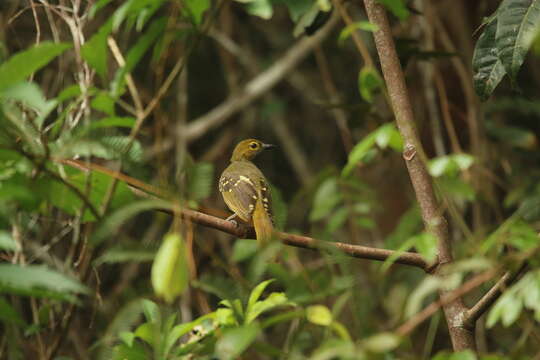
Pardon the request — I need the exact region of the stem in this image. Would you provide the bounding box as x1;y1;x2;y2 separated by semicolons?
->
362;0;475;350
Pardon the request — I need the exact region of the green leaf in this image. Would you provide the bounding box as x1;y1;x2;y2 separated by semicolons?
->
0;264;89;302
232;239;258;263
95;246;156;265
473;16;506;100
141;299;160;323
38;165;135;222
247;279;275;311
184;0;210;24
0;82;57;120
151;232;189;303
0;230;17;251
376;0;410;21
81;19;113;80
215;323;260;360
110;18;166;97
282;0;312;22
245;292;293;324
326;206;349;233
245;0;273;20
428;154;475;177
412;232;438;263
186;162;214;201
0;297;25;325
92;199;172;245
343;125;390;176
89;117;136;130
309;177;342;221
91;91;116;115
306;304;333;326
358;66;383;103
496;0;540;80
0;42;71;91
363;332;400;353
338;22;379;46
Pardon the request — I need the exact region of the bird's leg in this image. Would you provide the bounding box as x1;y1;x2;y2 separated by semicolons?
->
225;213;238;227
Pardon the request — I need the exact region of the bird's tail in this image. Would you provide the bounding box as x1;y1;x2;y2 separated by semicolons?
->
253;199;274;246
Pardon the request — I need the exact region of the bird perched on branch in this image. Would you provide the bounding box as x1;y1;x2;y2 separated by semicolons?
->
219;139;275;246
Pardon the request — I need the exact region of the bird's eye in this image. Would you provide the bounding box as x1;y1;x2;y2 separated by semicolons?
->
250;142;258;149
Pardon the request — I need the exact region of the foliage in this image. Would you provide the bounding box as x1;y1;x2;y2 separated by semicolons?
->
1;0;540;358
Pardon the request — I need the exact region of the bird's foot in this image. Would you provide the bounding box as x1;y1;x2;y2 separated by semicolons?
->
225;214;238;228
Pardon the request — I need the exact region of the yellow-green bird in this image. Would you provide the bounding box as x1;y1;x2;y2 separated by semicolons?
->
219;139;275;246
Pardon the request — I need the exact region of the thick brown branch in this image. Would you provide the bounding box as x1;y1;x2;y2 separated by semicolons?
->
363;0;475;350
463;263;529;328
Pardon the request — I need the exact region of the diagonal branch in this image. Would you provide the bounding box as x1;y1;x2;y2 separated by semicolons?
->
463;262;529;328
185;12;340;142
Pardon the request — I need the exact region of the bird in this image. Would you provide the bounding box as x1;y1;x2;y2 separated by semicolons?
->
219;139;275;246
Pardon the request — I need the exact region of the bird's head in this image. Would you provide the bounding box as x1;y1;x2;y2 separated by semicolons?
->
231;139;275;161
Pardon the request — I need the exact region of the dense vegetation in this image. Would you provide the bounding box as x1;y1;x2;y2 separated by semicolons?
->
1;0;540;359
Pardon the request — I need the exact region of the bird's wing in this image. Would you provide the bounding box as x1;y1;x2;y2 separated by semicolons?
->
219;173;259;222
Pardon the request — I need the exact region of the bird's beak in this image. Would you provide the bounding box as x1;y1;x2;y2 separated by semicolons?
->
262;143;276;150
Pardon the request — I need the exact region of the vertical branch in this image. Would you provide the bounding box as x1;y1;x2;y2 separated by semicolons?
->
362;0;475;351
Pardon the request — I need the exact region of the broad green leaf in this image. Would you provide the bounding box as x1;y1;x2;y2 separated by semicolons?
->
215;323;260;360
141;299;160;323
0;82;57;121
91;91;116;115
0;42;71;91
473;16;506;100
429;154;474;177
247;279;275;311
363;332;400;353
134;322;156;346
0;231;17;251
496;0;540;80
306;304;333;326
184;0;210;24
358;66;383;103
151;233;189;303
111;342;148;360
81;19;113;80
0;264;89;302
376;0;410;21
245;292;293;324
309;177;342;221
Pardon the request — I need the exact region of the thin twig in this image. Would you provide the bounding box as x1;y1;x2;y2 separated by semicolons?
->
463;263;529;328
185;12;340;141
396;268;498;337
